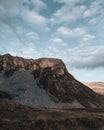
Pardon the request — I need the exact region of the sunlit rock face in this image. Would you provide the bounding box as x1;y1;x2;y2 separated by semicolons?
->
0;54;104;108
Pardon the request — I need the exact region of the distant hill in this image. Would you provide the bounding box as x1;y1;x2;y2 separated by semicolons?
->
83;82;104;95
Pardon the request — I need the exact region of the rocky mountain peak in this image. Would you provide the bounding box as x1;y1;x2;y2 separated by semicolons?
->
0;54;67;76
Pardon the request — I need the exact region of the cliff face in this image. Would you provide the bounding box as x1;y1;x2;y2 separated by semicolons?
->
0;54;104;108
0;54;66;72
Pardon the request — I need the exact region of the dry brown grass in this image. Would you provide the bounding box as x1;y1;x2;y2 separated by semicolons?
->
0;99;104;130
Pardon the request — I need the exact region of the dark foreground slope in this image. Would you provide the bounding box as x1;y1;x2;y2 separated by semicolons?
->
0;99;104;130
0;54;104;108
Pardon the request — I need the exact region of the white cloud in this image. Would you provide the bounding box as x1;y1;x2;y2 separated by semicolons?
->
50;38;63;43
27;32;39;40
31;0;46;10
3;42;42;59
89;18;97;24
22;0;47;12
52;0;104;34
21;0;49;31
83;0;104;24
55;26;95;43
21;9;49;31
57;27;73;36
65;45;104;69
53;0;83;5
50;4;86;24
82;34;95;42
83;8;97;18
47;46;60;53
50;38;67;46
0;0;20;16
0;0;20;37
40;47;60;55
57;27;86;37
0;0;49;36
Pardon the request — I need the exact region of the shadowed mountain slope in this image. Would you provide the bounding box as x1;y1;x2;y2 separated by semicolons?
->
0;54;104;108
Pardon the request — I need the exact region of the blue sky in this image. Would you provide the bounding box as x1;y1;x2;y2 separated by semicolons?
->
0;0;104;81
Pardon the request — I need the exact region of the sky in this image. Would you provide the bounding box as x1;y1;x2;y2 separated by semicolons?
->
0;0;104;82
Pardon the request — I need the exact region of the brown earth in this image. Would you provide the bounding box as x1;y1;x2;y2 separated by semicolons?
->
0;99;104;130
83;82;104;96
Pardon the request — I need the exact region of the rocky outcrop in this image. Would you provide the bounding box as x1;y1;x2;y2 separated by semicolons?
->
0;54;66;72
0;54;104;108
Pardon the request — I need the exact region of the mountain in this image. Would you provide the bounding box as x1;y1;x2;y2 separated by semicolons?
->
0;54;104;108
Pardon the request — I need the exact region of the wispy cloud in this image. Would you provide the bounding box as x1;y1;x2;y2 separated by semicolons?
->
0;0;49;46
53;0;83;5
56;27;86;37
51;1;86;24
50;38;67;46
21;9;49;31
54;26;95;44
22;0;47;11
0;0;22;44
66;45;104;69
27;32;39;40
